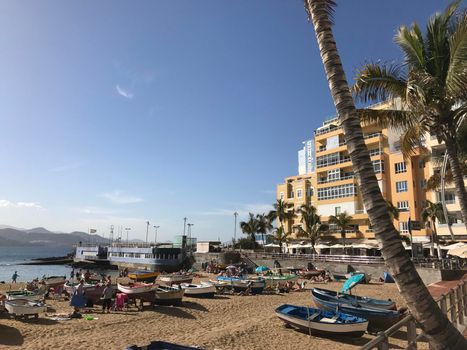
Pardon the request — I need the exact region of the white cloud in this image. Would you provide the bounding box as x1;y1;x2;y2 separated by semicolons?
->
49;161;84;172
116;85;134;99
0;199;43;209
102;190;143;204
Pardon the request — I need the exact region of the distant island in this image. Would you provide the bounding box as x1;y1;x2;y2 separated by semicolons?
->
0;225;109;247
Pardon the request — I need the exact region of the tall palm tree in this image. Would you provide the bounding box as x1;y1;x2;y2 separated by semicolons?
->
422;201;445;258
352;0;467;228
304;1;466;347
256;213;273;247
239;213;259;243
328;212;353;252
271;226;291;252
269;199;296;231
296;204;328;253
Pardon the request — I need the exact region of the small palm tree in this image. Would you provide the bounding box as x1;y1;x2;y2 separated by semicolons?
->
422;201;444;258
296;204;328;253
328;212;353;252
256;213;273;247
269;199;296;231
239;213;259;244
271;227;291;253
386;201;400;221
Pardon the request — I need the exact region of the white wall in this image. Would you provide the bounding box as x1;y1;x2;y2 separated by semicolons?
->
318;201;356;216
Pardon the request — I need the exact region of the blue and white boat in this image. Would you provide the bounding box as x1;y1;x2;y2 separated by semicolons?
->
275;304;368;338
216;276;265;294
312;288;396;310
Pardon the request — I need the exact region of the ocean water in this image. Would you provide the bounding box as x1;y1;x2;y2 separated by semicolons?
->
0;245;73;282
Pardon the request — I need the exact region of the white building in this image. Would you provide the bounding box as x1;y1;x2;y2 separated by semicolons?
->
298;139;314;175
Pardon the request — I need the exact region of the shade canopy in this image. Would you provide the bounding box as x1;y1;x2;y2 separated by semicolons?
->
255;266;270;273
341;273;366;293
441;242;465;250
448;244;467;258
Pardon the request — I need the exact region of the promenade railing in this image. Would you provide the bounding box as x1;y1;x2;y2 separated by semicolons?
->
360;278;467;350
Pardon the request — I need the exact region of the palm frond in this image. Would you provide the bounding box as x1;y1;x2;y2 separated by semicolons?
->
395;24;426;70
357;108;416;131
352;63;407;103
399;122;430;158
446;11;467;98
304;0;336;25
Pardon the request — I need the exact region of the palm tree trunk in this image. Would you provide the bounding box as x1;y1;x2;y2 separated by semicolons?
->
304;1;466;348
444;135;467;229
433;222;442;259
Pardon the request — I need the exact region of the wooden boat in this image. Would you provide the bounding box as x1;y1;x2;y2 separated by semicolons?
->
312;288;396;310
299;269;325;279
6;290;44;302
128;270;160;282
5;299;47;318
117;282;158;295
41;276;66;288
154;285;184;305
64;281;112;305
180;283;216;298
275;304;368;338
312;290;402;331
216;277;266;294
126;340;202;350
158;273;193;286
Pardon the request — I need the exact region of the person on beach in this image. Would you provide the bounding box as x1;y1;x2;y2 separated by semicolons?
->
70;279;86;314
101;281;113;313
70;269;75;280
11;271;18;283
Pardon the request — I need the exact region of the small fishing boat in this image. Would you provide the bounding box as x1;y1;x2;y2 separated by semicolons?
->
180;283;216;298
41;276;66;288
64;281;112;305
158;273;193;286
216;277;266;294
312;288;396;310
128;270;160;282
312;291;402;331
6;289;45;302
154;285;184;305
299;269;325;279
117;282;158;295
126;340;202;350
5;299;47;318
262;274;299;288
275;304;368;338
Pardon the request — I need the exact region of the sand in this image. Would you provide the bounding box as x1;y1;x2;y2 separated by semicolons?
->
0;275;428;350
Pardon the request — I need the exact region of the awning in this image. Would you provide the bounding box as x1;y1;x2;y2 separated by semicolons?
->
448;244;467;258
315;244;330;249
441;242;465;250
264;243;280;247
330;244;345;249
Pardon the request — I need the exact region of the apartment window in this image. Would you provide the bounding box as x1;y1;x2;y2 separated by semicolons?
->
297;189;303;198
397;201;409;211
335;207;341;215
420;179;427;189
317;183;357;200
399;221;409;234
328;169;340;181
316;152;350;168
368;148;382;157
396;181;408;193
280;192;284;200
395;162;407;174
436;192;456;204
372;160;385;173
289;190;294;199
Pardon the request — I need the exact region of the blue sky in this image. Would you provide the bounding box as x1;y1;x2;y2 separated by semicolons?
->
0;0;458;242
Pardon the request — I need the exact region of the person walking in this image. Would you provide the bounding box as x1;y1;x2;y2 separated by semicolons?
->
11;271;18;283
101;282;113;313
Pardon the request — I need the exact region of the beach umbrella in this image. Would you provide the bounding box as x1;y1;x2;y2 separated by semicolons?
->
255;266;269;273
340;273;366;294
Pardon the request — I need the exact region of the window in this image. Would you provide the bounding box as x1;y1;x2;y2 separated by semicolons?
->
316;152;350;168
280;192;284;200
297;189;303;198
399;221;409;234
368;148;382;157
372;160;385;173
289;190;294;199
436;192;456;204
395;162;407;174
420;180;427;189
335;207;341;215
419;160;425;168
327;169;340;181
397;201;409;211
317;183;357;200
396;181;408;193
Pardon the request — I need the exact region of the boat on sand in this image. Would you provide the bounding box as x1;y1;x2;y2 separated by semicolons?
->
180;283;216;298
5;299;47;319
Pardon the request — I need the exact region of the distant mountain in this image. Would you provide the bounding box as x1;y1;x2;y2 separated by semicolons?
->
0;227;110;248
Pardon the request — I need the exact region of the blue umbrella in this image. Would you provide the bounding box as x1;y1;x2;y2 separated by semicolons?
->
255;266;269;273
340;273;365;293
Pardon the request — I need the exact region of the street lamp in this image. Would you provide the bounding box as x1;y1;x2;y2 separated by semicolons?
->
145;220;150;243
187;223;194;253
183;217;187;236
125;227;131;244
153;225;160;245
233;212;238;250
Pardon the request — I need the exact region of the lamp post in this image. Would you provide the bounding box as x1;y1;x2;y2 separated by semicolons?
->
125;227;131;244
183;217;187;236
153;225;160;245
187;223;194;253
145;221;150;243
233;212;238;250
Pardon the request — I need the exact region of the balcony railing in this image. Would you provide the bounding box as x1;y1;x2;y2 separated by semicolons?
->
316;157;351;168
364;132;383;139
317;173;354;184
315;125;341;136
316;141;347;154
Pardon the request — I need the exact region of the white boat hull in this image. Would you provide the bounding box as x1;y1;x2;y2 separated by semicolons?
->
159;274;194;286
5;300;47;316
180;283;216;298
117;283;158;294
154;286;184;305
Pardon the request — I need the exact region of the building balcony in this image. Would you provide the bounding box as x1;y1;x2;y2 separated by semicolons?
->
316;157;351;169
314;125;341;137
318;173;354;184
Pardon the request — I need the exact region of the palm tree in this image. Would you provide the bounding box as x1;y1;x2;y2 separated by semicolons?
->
239;213;259;243
256;213;273;247
328;212;353;252
386;201;400;221
352;0;467;228
304;0;466;347
269;199;296;231
422;201;444;258
271;226;291;252
296;204;328;253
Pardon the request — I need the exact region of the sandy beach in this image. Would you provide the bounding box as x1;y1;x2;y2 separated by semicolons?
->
0;275;427;350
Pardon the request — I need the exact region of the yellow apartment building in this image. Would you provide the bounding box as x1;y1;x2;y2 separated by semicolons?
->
276;100;467;247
